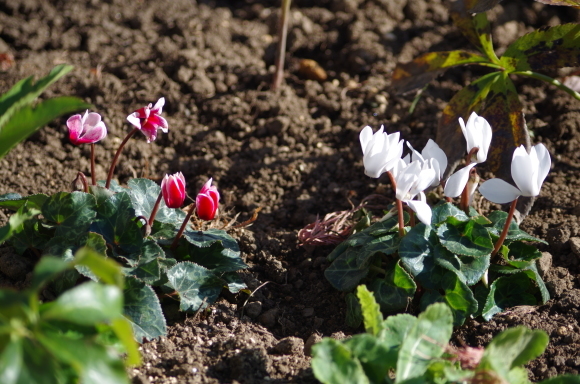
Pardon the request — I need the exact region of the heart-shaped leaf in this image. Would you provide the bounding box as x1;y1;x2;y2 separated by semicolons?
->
166;262;224;312
123;276;167;342
438;217;494;257
127;178;186;225
371;260;416;313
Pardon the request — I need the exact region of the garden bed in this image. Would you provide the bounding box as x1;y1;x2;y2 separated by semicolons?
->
0;0;579;382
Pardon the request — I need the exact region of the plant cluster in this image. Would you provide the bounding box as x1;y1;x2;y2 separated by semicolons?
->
312;285;580;384
325;113;550;326
0;248;140;384
0;97;248;342
392;0;580;179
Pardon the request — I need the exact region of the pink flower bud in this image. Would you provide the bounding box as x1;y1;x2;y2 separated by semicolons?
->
126;97;169;143
196;178;219;221
161;172;186;208
66;110;107;145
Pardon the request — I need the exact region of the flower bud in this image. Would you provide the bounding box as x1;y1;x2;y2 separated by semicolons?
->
161;172;186;208
196;178;220;221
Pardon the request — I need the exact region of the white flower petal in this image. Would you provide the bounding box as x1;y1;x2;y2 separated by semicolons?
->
359;126;374;155
443;163;476;198
479;178;521;204
127;113;142;129
533;143;551;194
476;115;492;163
422;139;447;178
406;199;432;225
511;145;537;196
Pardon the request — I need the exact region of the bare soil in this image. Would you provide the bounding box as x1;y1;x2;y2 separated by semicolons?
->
1;0;579;383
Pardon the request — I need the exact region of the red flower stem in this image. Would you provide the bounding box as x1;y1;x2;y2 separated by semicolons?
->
90;143;96;186
105;127;138;188
171;202;196;250
460;182;469;214
272;0;291;90
491;198;518;258
148;193;163;226
76;172;89;193
386;171;405;237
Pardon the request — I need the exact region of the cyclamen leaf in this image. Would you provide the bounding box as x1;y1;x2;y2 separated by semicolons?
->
0;193;48;211
481;273;537;321
221;272;247;294
123;276;167;342
127;178;186;225
486;211;547;243
324;246;375;291
166;262;224;312
438;218;494;257
345;292;363;328
434;250;490;286
124;240;167;285
431;202;469;225
42;192;97;238
181;229;247;273
0;203;40;244
371;260;416;313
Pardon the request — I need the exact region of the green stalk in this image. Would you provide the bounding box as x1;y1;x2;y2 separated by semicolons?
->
272;0;291;90
513;70;580;101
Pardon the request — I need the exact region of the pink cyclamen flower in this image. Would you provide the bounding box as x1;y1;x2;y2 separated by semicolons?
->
161;172;186;208
66;110;107;145
126;97;168;143
196;178;220;221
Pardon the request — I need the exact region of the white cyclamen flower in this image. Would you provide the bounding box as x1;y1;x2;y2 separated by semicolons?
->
443;163;477;198
394;159;436;225
359;126;404;178
460;112;492;164
403;140;447;187
479;143;551;204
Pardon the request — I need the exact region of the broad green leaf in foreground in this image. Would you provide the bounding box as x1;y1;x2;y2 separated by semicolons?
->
357;285;383;336
396;303;453;382
311;338;370;384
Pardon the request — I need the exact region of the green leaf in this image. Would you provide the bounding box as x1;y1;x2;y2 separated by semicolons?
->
41;282;123;325
324;246;376;292
535;0;580;6
392;50;489;94
376;313;418;370
481;273;537;320
345;334;394;383
345;292;363;328
431;202;469;225
166;262;224;312
0;96;91;159
91;192;143;254
0;193;48;211
438;218;494;257
0;203;40;244
372;260;416;313
311;338;370;384
487;211;547;243
221;272;247;294
501;24;580;72
41;192;97;238
434;250;490;286
30;256;70;292
356;285;383;336
436;72;499;171
110;317;141;366
181;229;247;273
451;8;499;61
124;240;167;285
127;178;186;225
396;303;453;382
37;334;129;384
478;327;549;382
0;338;22;384
123;276;167;342
399;223;449;290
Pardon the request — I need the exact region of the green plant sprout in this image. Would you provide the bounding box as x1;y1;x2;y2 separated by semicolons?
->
312;285;580;384
322;112;550;326
0;248;139;384
0;98;248;343
392;0;580;180
0;64;90;160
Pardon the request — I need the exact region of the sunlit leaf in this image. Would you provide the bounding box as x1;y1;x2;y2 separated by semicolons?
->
393;51;488;94
123;276;167;342
371;260;416;313
535;0;580;6
166;262;224;312
357;285;383;336
450;9;499;61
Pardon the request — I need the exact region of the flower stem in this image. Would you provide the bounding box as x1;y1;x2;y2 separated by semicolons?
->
491;198;518;258
90;143;96;186
105;127;138;188
272;0;291;90
513;70;580;102
386;171;405;236
74;172;89;193
171;203;196;250
149;193;163;226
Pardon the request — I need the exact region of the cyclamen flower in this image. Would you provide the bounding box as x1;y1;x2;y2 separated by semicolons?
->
196;178;220;221
405;140;448;187
460;112;492;164
393;159;436;225
161;172;186;208
359;126;404;178
66;110;107;145
127;97;168;143
479;144;551;204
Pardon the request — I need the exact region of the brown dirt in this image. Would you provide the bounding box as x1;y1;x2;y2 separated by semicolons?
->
1;0;579;382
